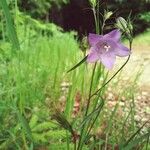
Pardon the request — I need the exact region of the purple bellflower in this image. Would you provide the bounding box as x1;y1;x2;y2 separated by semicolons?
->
87;29;130;69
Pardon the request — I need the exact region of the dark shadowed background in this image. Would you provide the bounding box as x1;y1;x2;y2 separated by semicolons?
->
18;0;150;36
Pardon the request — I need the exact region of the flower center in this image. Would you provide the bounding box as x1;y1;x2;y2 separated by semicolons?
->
103;43;111;52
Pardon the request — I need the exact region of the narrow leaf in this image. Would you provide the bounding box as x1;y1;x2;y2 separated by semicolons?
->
17;112;33;141
0;0;20;50
123;132;150;150
67;55;88;73
123;121;149;147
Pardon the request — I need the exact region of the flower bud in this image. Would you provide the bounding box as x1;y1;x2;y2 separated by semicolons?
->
116;17;133;41
116;17;131;34
89;0;96;7
104;10;113;20
116;17;128;30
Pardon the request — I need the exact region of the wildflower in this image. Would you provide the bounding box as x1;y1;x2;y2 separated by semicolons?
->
87;29;130;69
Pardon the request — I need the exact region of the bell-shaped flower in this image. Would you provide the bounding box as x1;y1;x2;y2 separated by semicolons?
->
87;29;130;69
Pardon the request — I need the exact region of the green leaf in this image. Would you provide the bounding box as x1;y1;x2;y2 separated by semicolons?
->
29;114;39;129
0;0;20;50
17;112;33;141
67;55;88;73
121;121;149;148
31;122;58;132
123;132;150;150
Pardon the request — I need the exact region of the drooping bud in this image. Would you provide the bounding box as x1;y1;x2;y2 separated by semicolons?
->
116;17;128;31
116;17;133;40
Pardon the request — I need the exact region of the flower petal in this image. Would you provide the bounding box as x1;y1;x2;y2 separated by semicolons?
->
100;52;116;69
87;50;99;63
104;29;121;41
115;43;130;57
88;33;103;46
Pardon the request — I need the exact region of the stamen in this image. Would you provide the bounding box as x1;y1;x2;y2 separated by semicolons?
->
104;44;111;51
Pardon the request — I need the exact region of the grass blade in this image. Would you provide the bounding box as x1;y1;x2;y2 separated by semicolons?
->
67;55;88;73
0;0;20;50
123;132;150;150
122;121;149;148
17;112;33;142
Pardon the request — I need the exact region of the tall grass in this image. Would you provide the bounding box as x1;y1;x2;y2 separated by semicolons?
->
0;1;83;148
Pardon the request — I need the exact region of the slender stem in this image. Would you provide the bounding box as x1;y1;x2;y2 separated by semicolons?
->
104;133;108;150
84;0;101;119
96;0;100;34
66;131;70;150
85;62;97;116
77;4;100;149
92;70;109;111
101;18;106;35
22;132;28;150
77;63;97;150
93;8;97;31
85;98;104;141
93;8;98;34
74;140;77;150
146;133;150;150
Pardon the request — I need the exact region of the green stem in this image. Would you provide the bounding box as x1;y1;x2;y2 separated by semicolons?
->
74;139;77;150
22;132;28;150
146;133;150;150
77;4;100;149
77;63;97;150
92;70;109;110
93;7;98;34
83;71;108;142
84;98;104;142
85;62;97;116
96;0;100;34
101;18;106;35
66;131;70;150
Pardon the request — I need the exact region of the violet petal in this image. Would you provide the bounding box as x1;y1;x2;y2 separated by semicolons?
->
100;52;116;69
87;50;99;63
115;43;130;57
88;33;103;46
104;29;121;41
